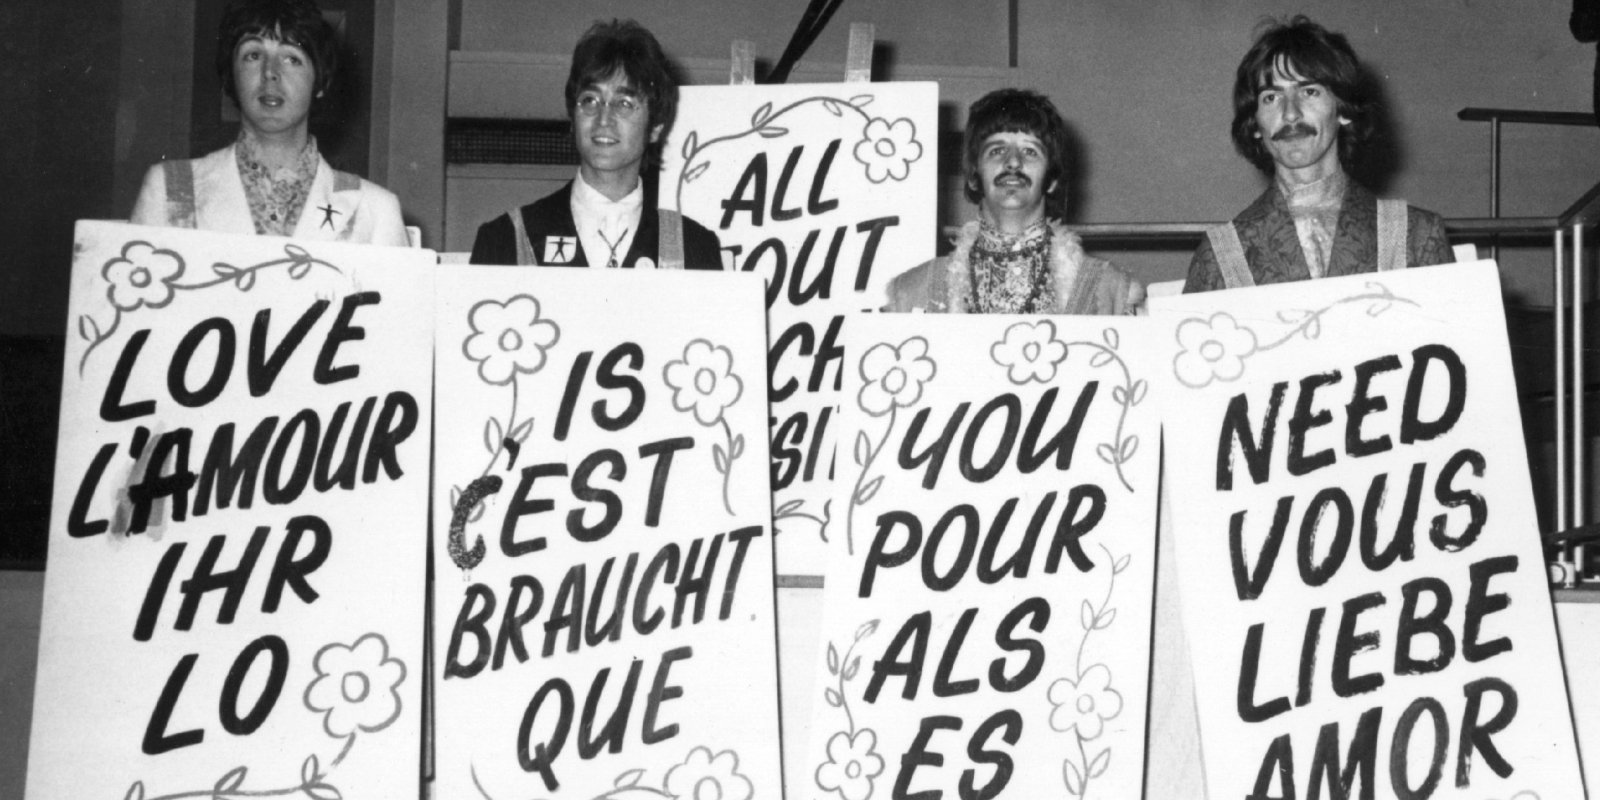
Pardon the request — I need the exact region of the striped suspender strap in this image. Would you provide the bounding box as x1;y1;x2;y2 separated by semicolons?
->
332;170;360;239
508;208;537;266
657;209;686;270
162;160;197;228
1376;198;1407;272
1206;223;1255;289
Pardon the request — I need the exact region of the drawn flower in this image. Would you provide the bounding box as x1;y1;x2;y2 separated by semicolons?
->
663;746;753;800
1048;664;1123;740
854;117;923;183
858;337;936;417
991;320;1069;384
664;339;743;426
1173;312;1258;388
463;295;560;385
304;633;406;738
815;729;885;800
102;241;185;311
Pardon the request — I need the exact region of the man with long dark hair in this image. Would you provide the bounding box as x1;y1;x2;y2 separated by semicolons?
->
885;89;1142;314
469;19;721;269
1183;16;1452;292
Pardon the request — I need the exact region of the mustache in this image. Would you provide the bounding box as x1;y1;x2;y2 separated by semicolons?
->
992;170;1033;187
1271;123;1318;141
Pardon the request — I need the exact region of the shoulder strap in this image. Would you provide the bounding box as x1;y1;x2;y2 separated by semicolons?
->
509;208;537;266
331;170;360;192
1063;259;1140;316
1376;198;1407;272
1206;223;1255;288
656;209;686;270
917;260;949;312
1059;258;1102;315
330;170;362;239
162;160;197;228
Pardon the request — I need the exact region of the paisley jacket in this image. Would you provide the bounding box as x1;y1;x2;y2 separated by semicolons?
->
1183;180;1452;293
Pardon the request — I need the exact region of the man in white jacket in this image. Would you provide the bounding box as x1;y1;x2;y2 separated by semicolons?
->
131;0;406;246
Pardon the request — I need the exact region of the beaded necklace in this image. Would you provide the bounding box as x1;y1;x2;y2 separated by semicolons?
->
968;219;1056;313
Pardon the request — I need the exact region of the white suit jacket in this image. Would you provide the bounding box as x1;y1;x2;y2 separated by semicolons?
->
130;144;408;247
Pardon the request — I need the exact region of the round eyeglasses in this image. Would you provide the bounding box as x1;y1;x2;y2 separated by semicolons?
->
575;94;643;120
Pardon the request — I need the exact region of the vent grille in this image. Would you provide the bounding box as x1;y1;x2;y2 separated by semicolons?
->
446;118;577;165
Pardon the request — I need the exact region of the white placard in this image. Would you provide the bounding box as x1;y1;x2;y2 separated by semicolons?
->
804;313;1160;799
28;222;433;799
1148;263;1583;799
662;82;939;575
431;268;782;799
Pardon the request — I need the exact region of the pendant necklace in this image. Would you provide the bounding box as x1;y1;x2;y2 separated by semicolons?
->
598;227;629;268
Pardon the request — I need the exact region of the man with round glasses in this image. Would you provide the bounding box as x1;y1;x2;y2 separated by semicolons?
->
470;19;722;269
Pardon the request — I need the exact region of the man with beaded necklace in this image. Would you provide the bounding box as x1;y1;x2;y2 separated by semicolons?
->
885;89;1143;315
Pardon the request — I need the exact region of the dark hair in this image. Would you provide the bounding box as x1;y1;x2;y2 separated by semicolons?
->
1231;15;1373;172
565;19;678;169
962;89;1070;220
216;0;337;106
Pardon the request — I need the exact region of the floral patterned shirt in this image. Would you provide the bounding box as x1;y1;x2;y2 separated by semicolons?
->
968;220;1057;313
235;133;318;236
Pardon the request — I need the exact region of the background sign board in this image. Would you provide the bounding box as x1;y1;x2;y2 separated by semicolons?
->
803;312;1160;799
662;81;939;575
29;222;433;799
431;268;783;799
1148;262;1583;799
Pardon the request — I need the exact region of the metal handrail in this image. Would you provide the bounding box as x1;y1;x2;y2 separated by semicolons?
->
1558;228;1569;544
1454;109;1598;570
1455;107;1598;260
1458;108;1597;127
1576;223;1587;570
1562;179;1600;227
936;216;1567;243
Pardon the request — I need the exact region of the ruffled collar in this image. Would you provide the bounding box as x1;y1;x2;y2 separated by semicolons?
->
236;130;318;182
942;219;1087;313
1276;167;1347;213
